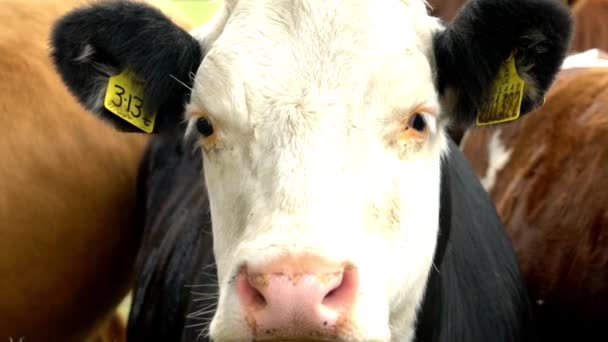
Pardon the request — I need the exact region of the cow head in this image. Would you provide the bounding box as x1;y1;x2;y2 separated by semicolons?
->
51;0;571;340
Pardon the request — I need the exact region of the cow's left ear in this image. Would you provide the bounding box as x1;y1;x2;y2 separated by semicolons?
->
51;1;203;133
433;0;572;127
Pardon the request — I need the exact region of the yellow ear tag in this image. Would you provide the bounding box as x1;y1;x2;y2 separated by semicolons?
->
476;53;525;126
104;69;156;133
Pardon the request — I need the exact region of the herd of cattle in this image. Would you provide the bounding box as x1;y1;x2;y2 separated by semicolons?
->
0;0;606;341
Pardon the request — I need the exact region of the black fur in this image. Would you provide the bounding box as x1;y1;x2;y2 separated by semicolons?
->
130;133;215;340
414;140;535;341
434;0;572;127
50;0;202;133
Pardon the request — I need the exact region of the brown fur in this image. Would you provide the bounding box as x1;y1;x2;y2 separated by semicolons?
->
461;66;608;340
87;312;127;342
425;0;466;22
570;0;608;52
0;0;191;340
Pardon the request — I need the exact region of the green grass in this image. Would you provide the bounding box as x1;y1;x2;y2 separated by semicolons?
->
170;0;221;25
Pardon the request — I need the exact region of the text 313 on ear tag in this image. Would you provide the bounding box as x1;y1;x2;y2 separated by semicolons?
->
476;53;525;126
103;69;156;133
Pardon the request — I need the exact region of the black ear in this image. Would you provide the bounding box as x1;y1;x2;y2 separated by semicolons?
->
434;0;572;127
51;0;203;133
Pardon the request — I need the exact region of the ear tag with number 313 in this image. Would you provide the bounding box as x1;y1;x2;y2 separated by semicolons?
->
104;69;156;133
476;52;525;126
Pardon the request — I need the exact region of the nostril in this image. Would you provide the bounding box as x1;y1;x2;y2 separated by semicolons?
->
322;267;358;309
236;271;267;309
249;282;267;307
323;273;344;300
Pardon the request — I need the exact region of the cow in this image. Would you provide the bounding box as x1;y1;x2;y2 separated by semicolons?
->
49;0;572;340
427;0;608;144
459;53;608;342
0;0;191;340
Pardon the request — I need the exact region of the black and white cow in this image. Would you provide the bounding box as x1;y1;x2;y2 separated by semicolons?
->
51;0;571;340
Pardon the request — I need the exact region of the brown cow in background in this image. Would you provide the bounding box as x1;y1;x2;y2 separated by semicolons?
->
460;56;608;341
0;0;192;341
428;3;607;340
570;0;608;52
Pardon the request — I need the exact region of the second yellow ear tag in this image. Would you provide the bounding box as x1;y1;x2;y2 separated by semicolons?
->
104;69;156;133
476;53;525;126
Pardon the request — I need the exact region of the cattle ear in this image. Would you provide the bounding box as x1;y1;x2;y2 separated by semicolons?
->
433;0;572;127
51;1;203;133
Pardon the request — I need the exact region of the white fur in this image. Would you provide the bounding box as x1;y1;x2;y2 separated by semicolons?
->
562;49;608;69
75;44;95;62
458;129;471;151
72;44;113;112
480;129;513;192
186;0;448;340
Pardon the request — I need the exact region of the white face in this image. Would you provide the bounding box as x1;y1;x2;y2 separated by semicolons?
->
186;0;448;340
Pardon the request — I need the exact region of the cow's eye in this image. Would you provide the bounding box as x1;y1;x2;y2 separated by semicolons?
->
408;113;426;132
196;117;214;137
393;109;433;150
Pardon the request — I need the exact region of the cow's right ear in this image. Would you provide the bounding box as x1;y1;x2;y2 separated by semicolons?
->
51;1;203;133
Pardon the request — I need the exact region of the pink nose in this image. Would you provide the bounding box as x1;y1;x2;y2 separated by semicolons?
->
236;255;358;339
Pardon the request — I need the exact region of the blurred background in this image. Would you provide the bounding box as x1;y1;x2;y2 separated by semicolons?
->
170;0;220;25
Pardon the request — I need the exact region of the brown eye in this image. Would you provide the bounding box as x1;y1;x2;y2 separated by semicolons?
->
408;113;426;132
196;117;214;137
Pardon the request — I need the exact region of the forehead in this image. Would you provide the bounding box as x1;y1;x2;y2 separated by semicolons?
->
192;0;439;123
